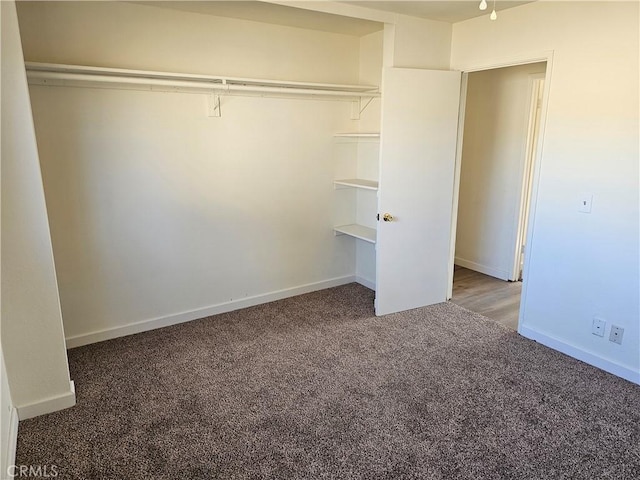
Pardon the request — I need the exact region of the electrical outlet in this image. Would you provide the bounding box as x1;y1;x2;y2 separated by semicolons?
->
609;325;624;345
592;317;606;337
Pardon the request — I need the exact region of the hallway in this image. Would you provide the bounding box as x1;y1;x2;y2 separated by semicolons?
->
451;267;522;330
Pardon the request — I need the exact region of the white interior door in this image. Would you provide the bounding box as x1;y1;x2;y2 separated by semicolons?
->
375;67;461;316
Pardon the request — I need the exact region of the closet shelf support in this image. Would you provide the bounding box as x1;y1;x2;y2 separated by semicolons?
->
350;97;376;120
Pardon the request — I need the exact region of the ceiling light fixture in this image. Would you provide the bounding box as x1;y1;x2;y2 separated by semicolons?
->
490;0;498;20
479;0;488;10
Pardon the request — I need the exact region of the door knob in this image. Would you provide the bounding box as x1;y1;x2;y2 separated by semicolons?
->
383;213;393;222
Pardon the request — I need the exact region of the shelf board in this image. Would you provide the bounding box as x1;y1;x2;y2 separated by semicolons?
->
25;62;381;99
334;224;376;244
334;132;380;138
334;133;380;138
334;179;378;191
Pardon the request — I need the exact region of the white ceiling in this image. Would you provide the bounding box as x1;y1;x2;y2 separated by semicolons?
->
136;1;535;36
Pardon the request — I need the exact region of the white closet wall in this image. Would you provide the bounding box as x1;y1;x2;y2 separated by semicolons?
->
18;1;380;346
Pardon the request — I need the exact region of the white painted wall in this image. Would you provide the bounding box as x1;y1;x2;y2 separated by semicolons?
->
18;1;368;346
392;14;452;70
355;30;383;288
452;1;639;383
1;0;75;418
16;1;359;84
358;30;384;129
456;63;546;281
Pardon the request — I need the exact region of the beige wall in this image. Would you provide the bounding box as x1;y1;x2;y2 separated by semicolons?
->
1;0;74;418
392;14;451;70
18;1;373;346
452;1;639;382
456;62;546;280
16;1;361;84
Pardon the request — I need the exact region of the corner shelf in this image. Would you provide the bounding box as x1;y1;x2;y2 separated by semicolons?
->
334;178;378;191
334;224;376;244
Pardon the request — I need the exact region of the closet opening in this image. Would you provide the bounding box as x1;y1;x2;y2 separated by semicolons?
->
450;61;548;331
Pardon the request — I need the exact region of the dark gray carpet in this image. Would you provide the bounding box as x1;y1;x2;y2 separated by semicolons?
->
16;283;640;479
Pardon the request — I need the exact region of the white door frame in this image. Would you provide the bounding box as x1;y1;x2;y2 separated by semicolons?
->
511;73;546;281
447;51;554;334
446;73;469;297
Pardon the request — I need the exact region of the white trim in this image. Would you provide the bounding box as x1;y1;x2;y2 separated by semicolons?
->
454;257;510;281
518;325;640;385
17;381;76;420
518;54;554;324
511;74;545;282
447;72;469;300
452;50;555;73
66;276;357;348
448;50;555;330
448;50;554;298
4;408;19;478
355;275;376;290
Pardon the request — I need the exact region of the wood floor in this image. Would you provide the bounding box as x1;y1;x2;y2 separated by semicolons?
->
451;266;522;330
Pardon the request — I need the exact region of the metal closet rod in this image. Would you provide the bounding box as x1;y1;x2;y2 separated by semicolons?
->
25;63;381;99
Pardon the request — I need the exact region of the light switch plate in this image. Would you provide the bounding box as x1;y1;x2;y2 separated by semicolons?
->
592;317;606;337
579;194;593;213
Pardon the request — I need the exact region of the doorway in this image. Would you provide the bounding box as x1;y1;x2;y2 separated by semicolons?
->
451;62;547;330
451;266;522;330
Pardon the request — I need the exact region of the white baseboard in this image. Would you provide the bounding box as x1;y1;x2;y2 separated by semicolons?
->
518;325;640;385
17;381;76;420
3;407;19;478
455;257;511;281
65;275;358;348
355;275;375;290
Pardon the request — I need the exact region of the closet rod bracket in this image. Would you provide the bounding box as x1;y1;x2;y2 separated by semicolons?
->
208;94;221;117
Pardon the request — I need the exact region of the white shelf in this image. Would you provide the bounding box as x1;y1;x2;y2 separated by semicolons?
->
334;224;376;244
25;62;380;100
334;133;380;138
334;179;378;191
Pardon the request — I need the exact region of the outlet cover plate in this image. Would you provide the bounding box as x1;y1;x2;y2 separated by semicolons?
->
609;325;624;345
